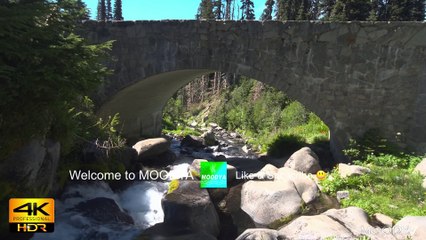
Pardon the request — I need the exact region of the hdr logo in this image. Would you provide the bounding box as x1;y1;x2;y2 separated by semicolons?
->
9;198;55;233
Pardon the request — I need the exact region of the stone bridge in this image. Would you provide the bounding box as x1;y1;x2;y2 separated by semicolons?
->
84;20;426;160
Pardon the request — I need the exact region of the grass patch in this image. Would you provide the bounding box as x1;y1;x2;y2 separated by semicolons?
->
320;158;426;220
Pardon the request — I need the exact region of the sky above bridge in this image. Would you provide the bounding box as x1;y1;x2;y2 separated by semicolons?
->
83;0;267;21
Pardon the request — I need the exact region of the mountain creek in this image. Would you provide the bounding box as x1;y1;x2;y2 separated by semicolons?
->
30;124;426;240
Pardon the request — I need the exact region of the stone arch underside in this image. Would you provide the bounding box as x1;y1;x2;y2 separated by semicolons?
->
84;20;426;160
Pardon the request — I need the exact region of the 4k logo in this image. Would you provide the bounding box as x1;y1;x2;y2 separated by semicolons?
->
9;198;55;233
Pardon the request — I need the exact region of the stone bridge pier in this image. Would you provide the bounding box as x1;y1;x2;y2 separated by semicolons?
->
84;20;426;161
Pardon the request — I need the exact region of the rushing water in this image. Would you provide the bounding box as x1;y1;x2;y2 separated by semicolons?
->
32;181;167;240
32;132;258;240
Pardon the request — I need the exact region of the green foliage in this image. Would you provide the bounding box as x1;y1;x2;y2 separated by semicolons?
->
0;0;113;158
321;163;426;220
267;134;305;157
343;129;422;170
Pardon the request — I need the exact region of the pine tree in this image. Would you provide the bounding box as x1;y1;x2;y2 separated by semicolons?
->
213;0;223;19
260;0;275;20
382;0;425;21
225;0;233;19
329;0;371;21
113;0;123;20
106;0;112;20
96;0;106;21
276;0;317;20
240;0;255;20
196;0;214;20
318;0;336;20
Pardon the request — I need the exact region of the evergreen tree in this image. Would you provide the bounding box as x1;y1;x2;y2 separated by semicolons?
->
196;0;214;19
318;0;336;20
213;0;223;19
276;0;317;20
240;0;255;20
97;0;106;21
224;0;233;19
383;0;425;21
106;0;112;20
329;0;371;21
113;0;123;20
260;0;275;20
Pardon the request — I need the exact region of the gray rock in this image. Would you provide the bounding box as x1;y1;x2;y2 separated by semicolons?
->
215;184;256;235
373;213;394;228
162;180;220;236
227;164;237;183
393;216;426;240
322;207;396;240
73;197;134;225
278;215;355;239
336;190;350;202
201;130;216;146
132;137;170;159
275;167;319;203
241;168;318;227
242;145;250;154
181;135;205;149
338;163;371;178
250;164;278;180
241;180;303;227
209;123;218;129
189;159;208;178
1;138;60;193
190;121;198;127
414;158;426;177
230;132;240;138
236;228;279;240
284;147;321;174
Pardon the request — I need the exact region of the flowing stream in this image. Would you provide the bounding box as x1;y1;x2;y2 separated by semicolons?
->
32;130;259;240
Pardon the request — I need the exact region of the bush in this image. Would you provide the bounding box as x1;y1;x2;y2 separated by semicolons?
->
0;0;113;158
267;134;305;157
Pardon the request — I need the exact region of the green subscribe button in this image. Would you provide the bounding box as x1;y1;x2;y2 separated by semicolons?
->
200;162;227;188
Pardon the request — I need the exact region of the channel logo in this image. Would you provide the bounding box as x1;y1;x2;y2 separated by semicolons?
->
200;161;227;188
9;198;55;233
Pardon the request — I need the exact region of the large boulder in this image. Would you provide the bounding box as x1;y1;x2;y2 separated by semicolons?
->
322;207;395;240
240;167;319;227
72;197;134;225
236;228;279;240
372;213;394;228
249;164;278;180
188;159;208;178
275;167;319;203
278;215;355;239
220;184;256;235
393;216;426;240
284;147;321;174
414;158;426;177
1;138;60;193
201;130;217;146
338;163;371;178
162;180;220;236
181;135;205;149
133;137;170;159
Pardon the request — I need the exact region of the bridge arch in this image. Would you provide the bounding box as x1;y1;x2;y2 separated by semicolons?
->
85;20;426;160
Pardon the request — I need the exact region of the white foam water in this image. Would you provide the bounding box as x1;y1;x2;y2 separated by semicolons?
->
32;181;167;240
